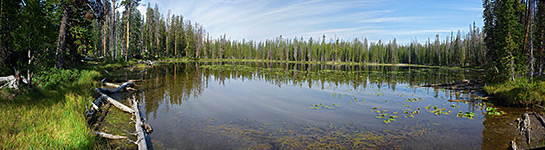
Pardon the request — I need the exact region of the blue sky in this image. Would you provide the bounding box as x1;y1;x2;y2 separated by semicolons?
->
137;0;484;44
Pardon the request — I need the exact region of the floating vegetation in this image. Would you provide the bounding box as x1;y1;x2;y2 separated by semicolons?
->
309;103;337;110
330;93;347;98
425;105;451;115
485;107;505;115
372;91;386;96
457;111;475;119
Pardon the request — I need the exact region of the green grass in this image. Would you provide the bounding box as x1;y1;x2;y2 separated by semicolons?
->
0;69;101;149
484;78;545;107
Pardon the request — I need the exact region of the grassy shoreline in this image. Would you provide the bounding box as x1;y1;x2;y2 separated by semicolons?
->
0;69;101;149
484;78;545;107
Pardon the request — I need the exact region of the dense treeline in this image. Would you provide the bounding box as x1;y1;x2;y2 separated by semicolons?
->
92;3;487;67
483;0;545;81
199;26;485;67
5;0;537;84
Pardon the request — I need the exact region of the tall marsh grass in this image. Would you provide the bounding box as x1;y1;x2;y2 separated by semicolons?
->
0;69;100;149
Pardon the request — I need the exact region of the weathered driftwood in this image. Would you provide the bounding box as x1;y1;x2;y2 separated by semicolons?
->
104;82;138;91
0;75;16;83
98;82;135;94
511;139;518;150
448;99;473;103
102;78;143;83
86;95;105;119
95;88;134;113
131;95;148;150
138;60;154;66
517;112;532;145
416;79;482;88
0;75;22;89
95;131;128;140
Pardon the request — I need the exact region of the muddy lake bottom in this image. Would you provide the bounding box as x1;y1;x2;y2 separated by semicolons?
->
117;62;531;149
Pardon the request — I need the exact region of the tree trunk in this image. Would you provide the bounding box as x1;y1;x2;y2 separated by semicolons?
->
111;0;116;60
55;2;69;69
125;0;131;62
103;17;108;58
529;0;535;79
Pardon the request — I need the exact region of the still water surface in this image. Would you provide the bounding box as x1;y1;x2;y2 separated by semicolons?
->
131;62;524;150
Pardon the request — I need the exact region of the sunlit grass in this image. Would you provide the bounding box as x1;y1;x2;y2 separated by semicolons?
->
0;70;100;149
484;78;545;107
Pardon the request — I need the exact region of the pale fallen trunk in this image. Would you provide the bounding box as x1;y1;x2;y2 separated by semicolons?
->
95;88;134;113
0;75;15;82
95;131;128;140
98;82;135;93
0;75;16;89
104;82;138;91
131;95;148;150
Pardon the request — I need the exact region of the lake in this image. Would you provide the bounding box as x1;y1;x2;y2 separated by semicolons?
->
129;62;525;150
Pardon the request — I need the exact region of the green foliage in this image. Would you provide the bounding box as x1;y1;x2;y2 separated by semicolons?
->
36;68;100;90
36;68;77;90
484;78;545;106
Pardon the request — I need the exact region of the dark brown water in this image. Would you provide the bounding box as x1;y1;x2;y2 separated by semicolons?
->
129;62;525;150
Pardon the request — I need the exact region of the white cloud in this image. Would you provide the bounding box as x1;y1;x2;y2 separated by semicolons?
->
136;0;483;45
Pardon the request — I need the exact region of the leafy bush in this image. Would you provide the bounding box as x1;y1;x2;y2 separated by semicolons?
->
36;68;80;90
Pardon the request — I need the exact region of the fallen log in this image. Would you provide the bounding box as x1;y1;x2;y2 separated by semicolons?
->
0;75;20;89
0;75;16;83
95;88;134;114
86;95;105;119
103;82;138;91
94;131;128;140
448;99;473;103
131;95;148;150
98;82;135;94
416;79;481;88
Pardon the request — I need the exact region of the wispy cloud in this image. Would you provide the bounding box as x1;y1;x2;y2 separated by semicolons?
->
137;0;483;44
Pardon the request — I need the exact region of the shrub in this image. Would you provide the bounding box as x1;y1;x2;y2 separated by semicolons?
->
484;78;545;107
37;68;79;90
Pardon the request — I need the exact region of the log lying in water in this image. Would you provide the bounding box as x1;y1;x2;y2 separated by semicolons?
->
98;82;136;94
102;78;144;84
448;99;474;103
90;81;150;149
416;79;482;89
103;82;138;92
95;88;134;114
94;131;128;140
131;95;148;150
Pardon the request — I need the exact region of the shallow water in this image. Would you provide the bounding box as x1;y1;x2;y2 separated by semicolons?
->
129;62;525;149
